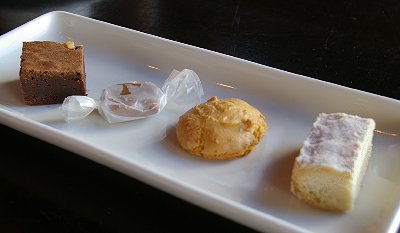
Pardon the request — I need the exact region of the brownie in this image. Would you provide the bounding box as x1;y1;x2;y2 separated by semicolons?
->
19;41;86;105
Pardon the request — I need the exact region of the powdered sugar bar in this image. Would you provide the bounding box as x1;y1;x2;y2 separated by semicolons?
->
290;113;376;212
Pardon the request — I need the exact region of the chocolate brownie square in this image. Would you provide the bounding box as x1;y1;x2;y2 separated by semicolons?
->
19;41;86;105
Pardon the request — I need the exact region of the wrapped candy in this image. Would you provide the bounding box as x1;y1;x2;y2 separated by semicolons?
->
61;69;204;123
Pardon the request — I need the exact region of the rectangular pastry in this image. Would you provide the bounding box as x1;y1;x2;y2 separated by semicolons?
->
290;113;375;212
19;41;86;105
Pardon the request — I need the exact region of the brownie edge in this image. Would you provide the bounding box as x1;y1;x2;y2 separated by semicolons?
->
19;41;86;105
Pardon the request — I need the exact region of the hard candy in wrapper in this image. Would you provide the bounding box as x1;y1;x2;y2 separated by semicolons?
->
61;69;204;123
98;81;167;123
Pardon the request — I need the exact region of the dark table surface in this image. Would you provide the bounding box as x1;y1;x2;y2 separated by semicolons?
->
1;1;399;233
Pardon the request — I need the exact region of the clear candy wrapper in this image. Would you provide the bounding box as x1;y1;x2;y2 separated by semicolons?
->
61;69;204;123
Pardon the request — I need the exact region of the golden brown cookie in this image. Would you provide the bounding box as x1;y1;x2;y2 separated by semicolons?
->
176;96;267;159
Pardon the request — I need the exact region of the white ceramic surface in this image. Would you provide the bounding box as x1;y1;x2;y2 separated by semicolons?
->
1;11;400;233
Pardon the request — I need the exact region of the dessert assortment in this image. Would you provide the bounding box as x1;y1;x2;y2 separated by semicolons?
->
18;40;378;213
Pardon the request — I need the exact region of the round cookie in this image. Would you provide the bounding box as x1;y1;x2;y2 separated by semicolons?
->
176;96;267;159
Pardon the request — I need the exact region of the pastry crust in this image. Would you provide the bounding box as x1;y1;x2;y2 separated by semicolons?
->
176;96;267;159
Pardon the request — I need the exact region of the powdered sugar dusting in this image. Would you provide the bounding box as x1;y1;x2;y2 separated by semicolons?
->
296;113;375;172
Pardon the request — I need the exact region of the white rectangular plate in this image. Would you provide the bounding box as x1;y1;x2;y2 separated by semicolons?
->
1;11;400;233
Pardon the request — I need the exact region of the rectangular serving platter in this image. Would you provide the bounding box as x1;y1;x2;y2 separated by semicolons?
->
0;11;399;233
